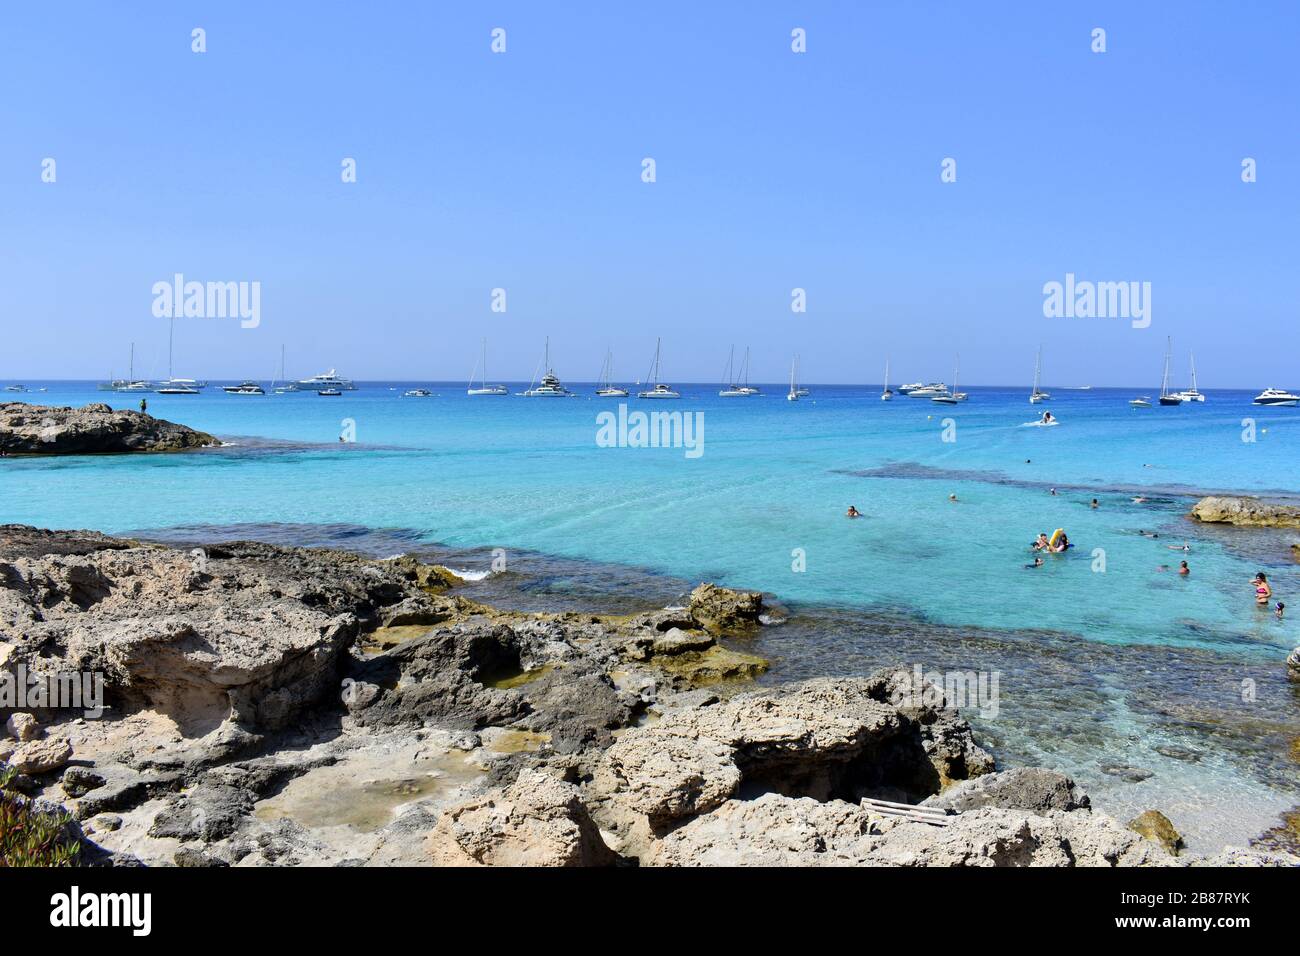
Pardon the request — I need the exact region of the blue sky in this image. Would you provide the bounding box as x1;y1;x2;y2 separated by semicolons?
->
1;1;1296;386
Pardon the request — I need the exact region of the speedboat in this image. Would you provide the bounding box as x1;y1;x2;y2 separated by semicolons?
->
637;338;681;398
156;382;200;395
4;384;27;392
317;388;343;397
114;381;153;393
1129;397;1153;408
907;383;948;398
1253;387;1299;407
896;382;922;395
223;381;265;395
403;388;433;397
299;369;356;391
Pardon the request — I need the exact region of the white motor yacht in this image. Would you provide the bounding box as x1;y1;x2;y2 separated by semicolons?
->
1253;387;1299;407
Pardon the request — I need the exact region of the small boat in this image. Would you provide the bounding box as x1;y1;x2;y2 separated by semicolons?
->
1158;337;1182;405
467;339;509;396
896;382;922;395
520;338;575;397
223;381;265;395
4;384;27;392
907;382;948;398
637;338;681;399
403;388;433;397
719;346;761;397
787;356;800;401
1253;387;1300;407
317;388;343;397
881;360;893;401
156;383;200;395
932;355;967;404
156;317;205;393
595;349;629;397
1129;397;1153;408
1029;346;1050;403
1170;352;1205;402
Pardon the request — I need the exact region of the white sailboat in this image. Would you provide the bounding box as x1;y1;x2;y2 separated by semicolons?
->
156;319;200;394
520;338;575;397
1158;337;1182;405
595;349;629;397
1171;352;1205;402
719;345;761;396
932;355;966;403
107;343;153;392
1029;346;1049;403
637;338;680;399
468;339;509;396
881;359;893;401
272;345;298;393
787;356;799;401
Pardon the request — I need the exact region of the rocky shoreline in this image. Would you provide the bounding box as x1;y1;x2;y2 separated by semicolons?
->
1;525;1295;867
0;402;216;455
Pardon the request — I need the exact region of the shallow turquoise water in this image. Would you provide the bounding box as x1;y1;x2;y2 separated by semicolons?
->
5;382;1296;656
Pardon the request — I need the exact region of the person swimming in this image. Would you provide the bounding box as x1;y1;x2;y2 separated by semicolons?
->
1051;532;1070;553
1132;495;1148;504
1167;543;1191;552
845;505;862;518
1138;529;1159;539
1254;572;1272;606
1277;602;1286;620
1090;498;1099;509
1179;561;1189;576
1031;532;1050;551
948;493;958;502
1024;557;1044;569
1041;411;1054;424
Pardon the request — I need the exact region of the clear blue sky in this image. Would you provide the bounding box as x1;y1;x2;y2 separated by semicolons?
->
2;1;1296;386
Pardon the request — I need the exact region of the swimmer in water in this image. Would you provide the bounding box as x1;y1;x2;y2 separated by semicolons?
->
948;493;958;502
1052;532;1070;553
1277;602;1286;620
1253;572;1271;606
1041;411;1054;424
1090;498;1099;509
845;505;862;518
1132;495;1148;504
1032;532;1050;551
1049;487;1057;496
1179;561;1189;576
1167;542;1191;552
1025;557;1044;569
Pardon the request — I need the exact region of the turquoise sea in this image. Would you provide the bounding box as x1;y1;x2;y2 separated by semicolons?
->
3;381;1298;851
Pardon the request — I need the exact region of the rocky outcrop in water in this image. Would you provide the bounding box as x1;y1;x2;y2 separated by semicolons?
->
2;525;1295;868
0;402;215;455
1190;495;1300;528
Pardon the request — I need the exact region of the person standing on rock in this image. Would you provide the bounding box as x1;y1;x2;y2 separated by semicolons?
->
139;398;147;414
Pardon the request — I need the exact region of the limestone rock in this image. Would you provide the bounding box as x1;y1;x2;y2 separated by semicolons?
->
426;769;616;866
923;768;1090;815
5;712;42;741
688;583;763;634
0;401;216;455
9;736;72;775
1190;496;1300;528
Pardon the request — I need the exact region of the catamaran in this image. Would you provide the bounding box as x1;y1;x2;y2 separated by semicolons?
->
637;338;680;399
468;339;509;396
1029;346;1050;404
520;338;575;397
719;345;761;396
595;349;629;397
1158;337;1182;405
932;355;966;403
1253;387;1299;407
298;369;356;391
1170;352;1205;403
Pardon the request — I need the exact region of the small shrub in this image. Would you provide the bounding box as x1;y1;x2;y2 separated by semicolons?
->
0;764;82;867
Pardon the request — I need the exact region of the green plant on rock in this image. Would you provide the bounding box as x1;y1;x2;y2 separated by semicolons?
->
0;764;82;867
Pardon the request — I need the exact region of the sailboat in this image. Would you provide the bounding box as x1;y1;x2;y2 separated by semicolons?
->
1158;337;1182;405
932;355;967;403
719;345;761;396
107;343;153;392
1171;352;1205;403
595;349;629;397
787;356;800;401
881;359;893;401
467;339;509;395
520;338;575;397
156;319;200;394
272;345;298;393
1029;346;1049;403
637;338;680;399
